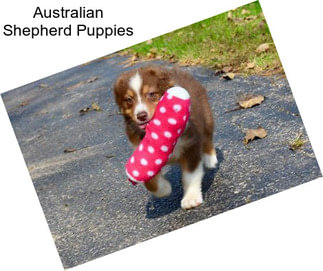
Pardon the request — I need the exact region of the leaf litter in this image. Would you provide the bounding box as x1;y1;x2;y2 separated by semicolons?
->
243;127;267;145
79;102;103;115
66;76;98;90
226;93;265;113
238;94;265;109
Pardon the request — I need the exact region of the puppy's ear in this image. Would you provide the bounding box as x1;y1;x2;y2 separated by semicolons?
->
113;76;125;92
146;66;173;91
113;75;128;107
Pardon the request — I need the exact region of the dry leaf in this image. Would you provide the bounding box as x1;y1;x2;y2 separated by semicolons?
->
258;20;266;29
67;76;98;90
243;127;267;144
86;76;98;83
38;83;49;88
233;18;245;24
123;54;139;67
241;9;250;15
227;11;233;21
79;107;91;115
168;54;177;63
146;39;153;45
245;15;257;21
222;66;233;73
238;94;265;109
64;148;77;153
91;102;102;111
222;72;235;80
247;62;255;69
19;100;29;107
256;43;270;53
289;131;306;151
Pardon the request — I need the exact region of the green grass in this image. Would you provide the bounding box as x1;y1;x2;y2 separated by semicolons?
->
123;1;283;76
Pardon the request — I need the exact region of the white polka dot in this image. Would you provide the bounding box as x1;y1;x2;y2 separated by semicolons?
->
168;118;177;125
160;106;166;113
173;104;182;112
130;156;135;163
153;119;161;126
148;146;154;153
161;145;168;152
139;144;143;151
151;132;158;140
155;159;162;165
140;158;148;166
164;131;172;138
177;129;182;134
167;94;173;99
132;170;139;177
147;171;154;177
183;115;187;121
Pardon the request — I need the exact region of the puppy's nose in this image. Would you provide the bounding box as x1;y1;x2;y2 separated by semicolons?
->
137;111;148;122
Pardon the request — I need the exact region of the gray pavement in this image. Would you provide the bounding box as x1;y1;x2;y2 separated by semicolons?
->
2;54;321;268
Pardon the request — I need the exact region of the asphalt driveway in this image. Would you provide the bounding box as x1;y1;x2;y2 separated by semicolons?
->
2;54;321;268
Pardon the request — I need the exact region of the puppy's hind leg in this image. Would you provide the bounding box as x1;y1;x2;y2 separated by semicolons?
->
202;117;218;169
202;139;218;169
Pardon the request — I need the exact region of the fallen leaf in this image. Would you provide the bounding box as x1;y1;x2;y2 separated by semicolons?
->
19;100;29;107
222;66;233;73
227;11;233;21
123;54;139;67
104;154;115;159
146;39;153;45
258;20;266;29
79;107;91;115
241;9;250;15
289;131;306;151
243;127;267;145
38;83;49;88
91;102;102;111
64;146;88;153
256;43;270;53
238;94;265;109
150;47;157;54
146;52;154;59
233;18;245;24
67;76;98;90
64;148;77;153
222;72;235;80
247;62;255;69
245;15;257;21
86;76;98;83
168;54;177;63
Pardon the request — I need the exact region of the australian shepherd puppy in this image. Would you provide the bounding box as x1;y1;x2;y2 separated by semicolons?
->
113;66;217;209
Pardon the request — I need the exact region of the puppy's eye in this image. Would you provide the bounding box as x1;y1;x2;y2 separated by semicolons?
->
147;92;158;101
124;97;133;105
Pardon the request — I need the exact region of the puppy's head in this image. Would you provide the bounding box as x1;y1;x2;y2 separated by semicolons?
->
114;66;174;130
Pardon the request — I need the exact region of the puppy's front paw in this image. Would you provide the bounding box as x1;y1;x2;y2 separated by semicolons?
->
203;152;218;169
151;177;172;198
181;190;203;209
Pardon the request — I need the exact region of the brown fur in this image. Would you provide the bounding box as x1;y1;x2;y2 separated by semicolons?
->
114;66;215;192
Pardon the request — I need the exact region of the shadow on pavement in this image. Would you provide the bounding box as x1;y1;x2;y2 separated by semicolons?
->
145;148;223;218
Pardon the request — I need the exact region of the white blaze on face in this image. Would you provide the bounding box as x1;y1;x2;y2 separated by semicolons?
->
129;72;148;119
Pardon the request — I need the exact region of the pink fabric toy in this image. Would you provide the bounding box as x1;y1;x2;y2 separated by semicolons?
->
126;86;191;185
